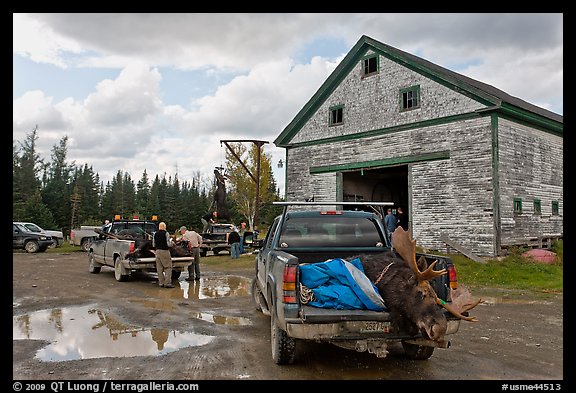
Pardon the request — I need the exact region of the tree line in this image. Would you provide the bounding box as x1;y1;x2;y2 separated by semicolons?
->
13;126;284;237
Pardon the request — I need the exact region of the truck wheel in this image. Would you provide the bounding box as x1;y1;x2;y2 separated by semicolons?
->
402;342;435;360
24;241;40;253
88;252;101;274
200;250;207;257
271;303;296;364
114;257;129;282
81;238;92;252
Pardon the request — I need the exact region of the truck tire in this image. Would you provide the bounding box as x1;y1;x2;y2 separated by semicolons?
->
81;238;92;252
200;249;207;257
270;302;296;365
402;341;435;360
172;270;181;280
114;257;129;282
24;240;40;253
88;252;101;274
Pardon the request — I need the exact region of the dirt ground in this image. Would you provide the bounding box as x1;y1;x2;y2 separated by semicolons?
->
12;250;564;383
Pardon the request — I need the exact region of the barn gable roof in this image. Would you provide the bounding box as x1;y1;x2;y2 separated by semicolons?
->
275;35;563;147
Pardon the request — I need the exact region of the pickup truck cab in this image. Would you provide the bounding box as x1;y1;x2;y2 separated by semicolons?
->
88;219;194;282
252;202;461;364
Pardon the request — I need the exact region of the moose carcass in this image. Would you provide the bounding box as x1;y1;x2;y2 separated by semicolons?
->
358;226;482;346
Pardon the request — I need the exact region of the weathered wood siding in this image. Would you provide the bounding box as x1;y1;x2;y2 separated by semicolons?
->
286;116;495;255
291;51;485;145
498;118;563;246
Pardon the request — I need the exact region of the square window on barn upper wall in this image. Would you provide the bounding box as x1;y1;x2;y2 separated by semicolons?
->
329;105;344;126
361;54;379;78
400;85;421;112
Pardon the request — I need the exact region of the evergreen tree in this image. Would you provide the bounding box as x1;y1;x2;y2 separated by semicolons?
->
41;136;75;234
136;170;151;219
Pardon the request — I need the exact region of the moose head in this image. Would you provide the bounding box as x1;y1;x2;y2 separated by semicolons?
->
358;226;481;342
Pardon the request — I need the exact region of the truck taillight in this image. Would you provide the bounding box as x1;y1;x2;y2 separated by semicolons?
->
320;211;342;215
129;242;135;254
447;265;458;289
282;265;298;303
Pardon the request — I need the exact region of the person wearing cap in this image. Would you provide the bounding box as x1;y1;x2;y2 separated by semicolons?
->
179;226;203;281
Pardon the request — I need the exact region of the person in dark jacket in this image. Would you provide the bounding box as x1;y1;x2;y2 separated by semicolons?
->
396;206;408;230
227;226;241;259
153;222;174;288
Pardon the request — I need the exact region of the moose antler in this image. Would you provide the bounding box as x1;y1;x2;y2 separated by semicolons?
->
391;227;446;281
436;297;483;322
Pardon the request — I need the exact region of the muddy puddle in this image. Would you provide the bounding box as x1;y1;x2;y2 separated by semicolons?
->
13;304;216;361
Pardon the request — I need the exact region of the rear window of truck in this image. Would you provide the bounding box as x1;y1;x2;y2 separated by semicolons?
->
279;216;384;248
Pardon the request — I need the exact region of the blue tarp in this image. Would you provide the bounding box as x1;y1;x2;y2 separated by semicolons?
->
299;258;386;311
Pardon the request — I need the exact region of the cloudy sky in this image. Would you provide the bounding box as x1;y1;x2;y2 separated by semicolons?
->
13;13;563;195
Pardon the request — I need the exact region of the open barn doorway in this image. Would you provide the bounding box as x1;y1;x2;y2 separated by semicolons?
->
341;165;409;224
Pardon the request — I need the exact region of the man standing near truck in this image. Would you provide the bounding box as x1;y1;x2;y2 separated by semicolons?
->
154;222;174;288
180;226;203;281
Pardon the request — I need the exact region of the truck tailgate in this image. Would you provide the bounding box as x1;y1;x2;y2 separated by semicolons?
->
300;305;391;322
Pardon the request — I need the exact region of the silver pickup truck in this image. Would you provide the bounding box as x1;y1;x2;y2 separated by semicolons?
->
88;220;194;282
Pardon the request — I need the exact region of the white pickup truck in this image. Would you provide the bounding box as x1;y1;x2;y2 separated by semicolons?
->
88;219;194;282
70;225;100;252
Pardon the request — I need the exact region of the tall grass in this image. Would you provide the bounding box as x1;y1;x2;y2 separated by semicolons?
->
449;242;563;294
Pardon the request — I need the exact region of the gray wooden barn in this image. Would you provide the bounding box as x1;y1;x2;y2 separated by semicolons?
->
274;35;563;257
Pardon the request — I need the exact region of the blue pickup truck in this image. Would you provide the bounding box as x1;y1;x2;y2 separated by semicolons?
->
251;202;464;364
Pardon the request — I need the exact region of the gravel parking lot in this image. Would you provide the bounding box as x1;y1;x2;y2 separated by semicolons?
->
12;251;563;382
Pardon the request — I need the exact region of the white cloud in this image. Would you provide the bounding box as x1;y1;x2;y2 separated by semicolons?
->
13;13;83;68
13;91;68;143
84;62;163;126
12;56;339;192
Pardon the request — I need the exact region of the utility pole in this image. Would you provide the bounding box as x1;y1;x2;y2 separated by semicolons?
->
220;139;268;230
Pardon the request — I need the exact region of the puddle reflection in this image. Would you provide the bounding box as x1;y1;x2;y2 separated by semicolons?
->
13;305;215;361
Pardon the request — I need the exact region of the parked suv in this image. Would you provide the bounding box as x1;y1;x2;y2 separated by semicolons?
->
13;222;53;253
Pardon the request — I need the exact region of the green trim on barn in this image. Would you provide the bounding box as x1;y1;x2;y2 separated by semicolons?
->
513;197;523;214
498;103;563;136
284;111;483;149
274;35;562;147
491;113;501;255
309;151;450;174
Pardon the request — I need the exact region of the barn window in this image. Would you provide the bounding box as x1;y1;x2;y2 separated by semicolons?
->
329;105;344;126
513;198;522;214
552;201;559;215
400;85;420;111
362;54;379;77
533;199;541;215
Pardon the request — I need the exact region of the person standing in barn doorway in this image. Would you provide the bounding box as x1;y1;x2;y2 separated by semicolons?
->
396;206;408;231
384;208;398;245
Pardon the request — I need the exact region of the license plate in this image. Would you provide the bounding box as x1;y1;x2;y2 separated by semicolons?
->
361;321;391;333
